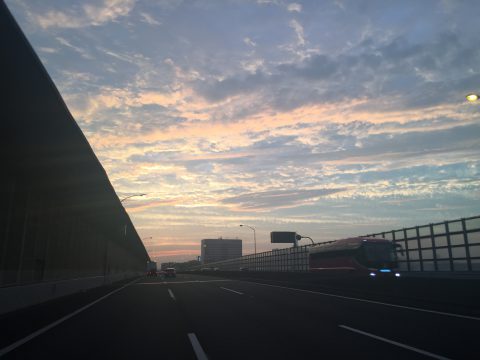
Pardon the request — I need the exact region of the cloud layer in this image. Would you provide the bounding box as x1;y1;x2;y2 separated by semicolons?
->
6;0;480;263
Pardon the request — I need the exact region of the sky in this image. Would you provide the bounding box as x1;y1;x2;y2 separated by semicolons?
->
6;0;480;263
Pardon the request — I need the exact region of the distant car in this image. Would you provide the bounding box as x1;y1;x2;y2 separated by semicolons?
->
164;268;176;278
239;267;249;271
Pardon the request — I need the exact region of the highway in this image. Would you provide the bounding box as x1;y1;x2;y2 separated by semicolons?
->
1;273;478;359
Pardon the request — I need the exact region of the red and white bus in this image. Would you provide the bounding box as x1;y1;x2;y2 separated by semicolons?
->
308;237;400;278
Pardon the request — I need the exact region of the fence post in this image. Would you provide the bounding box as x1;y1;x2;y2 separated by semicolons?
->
402;228;411;272
445;221;454;271
416;226;424;272
429;223;438;271
461;218;472;271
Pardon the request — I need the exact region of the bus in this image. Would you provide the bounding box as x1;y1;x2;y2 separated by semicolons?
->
308;237;400;278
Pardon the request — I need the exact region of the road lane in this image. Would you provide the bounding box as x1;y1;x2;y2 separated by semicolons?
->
3;276;197;359
0;278;139;357
2;273;477;359
215;277;477;359
242;280;480;321
168;277;434;359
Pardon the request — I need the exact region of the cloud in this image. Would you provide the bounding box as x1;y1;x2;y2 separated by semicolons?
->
289;19;305;46
34;0;135;29
139;11;161;26
38;46;58;53
12;0;480;261
55;37;93;59
125;198;184;212
287;3;302;13
222;188;346;210
194;71;270;103
193;30;480;117
243;37;256;47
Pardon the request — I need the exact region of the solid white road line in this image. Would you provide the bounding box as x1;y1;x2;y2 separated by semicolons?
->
188;333;208;360
168;289;176;301
0;278;139;357
339;325;451;360
220;287;244;295
246;281;480;321
136;279;232;285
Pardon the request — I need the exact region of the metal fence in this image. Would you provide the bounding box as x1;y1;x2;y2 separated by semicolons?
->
365;215;480;272
193;245;311;272
190;215;480;273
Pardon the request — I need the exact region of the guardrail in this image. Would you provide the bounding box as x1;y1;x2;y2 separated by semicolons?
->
190;215;480;273
365;215;480;272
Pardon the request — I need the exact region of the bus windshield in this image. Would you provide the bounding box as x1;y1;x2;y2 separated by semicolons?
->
362;243;396;263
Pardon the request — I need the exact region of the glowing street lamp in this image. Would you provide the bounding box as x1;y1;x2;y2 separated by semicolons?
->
466;93;479;102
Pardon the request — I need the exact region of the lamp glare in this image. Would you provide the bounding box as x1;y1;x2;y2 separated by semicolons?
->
466;93;479;102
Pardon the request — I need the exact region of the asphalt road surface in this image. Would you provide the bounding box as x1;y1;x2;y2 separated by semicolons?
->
1;273;478;359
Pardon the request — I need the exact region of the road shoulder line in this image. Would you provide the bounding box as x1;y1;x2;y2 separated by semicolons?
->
242;280;480;321
339;325;451;360
0;277;139;357
135;279;232;285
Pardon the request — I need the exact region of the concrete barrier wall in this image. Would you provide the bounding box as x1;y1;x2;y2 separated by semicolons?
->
0;272;143;316
0;2;150;314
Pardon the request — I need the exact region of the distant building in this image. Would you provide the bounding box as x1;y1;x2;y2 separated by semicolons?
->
201;238;242;264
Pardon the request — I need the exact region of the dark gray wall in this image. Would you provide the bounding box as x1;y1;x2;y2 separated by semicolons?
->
0;1;149;289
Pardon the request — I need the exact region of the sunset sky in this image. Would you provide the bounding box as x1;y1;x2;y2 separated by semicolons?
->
6;0;480;263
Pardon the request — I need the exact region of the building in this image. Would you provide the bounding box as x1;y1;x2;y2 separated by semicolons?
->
201;238;242;264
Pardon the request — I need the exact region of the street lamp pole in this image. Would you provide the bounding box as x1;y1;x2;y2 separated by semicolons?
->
120;194;146;249
240;224;256;254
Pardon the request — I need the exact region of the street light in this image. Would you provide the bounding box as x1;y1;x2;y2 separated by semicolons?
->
120;194;146;245
240;224;256;254
466;93;479;102
120;193;146;203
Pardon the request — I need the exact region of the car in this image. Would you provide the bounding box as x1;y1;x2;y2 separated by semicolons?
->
164;268;176;278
